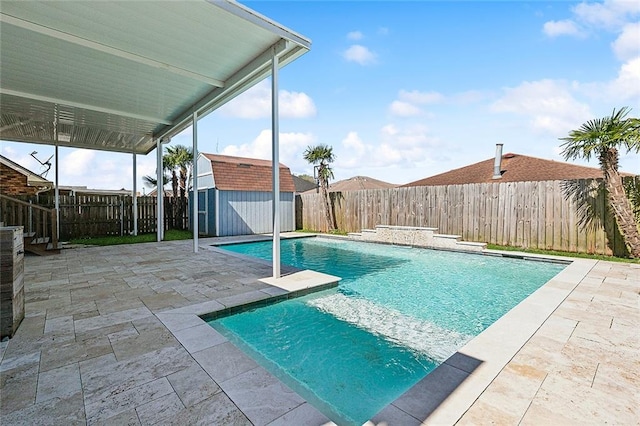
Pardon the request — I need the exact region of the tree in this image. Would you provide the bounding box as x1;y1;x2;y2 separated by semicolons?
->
143;156;171;194
143;145;193;229
560;107;640;258
296;174;316;184
303;144;336;231
164;145;193;230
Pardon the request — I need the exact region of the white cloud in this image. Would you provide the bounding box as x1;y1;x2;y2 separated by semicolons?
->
543;19;584;37
388;90;446;117
451;90;487;105
343;44;377;65
398;90;445;105
389;101;422;117
347;31;363;41
388;89;486;117
542;0;639;45
339;132;367;168
218;81;316;119
61;149;95;176
572;0;640;30
607;56;640;100
2;145;17;156
343;131;366;155
1;143;173;192
135;155;159;191
336;124;436;171
221;130;316;173
380;123;431;148
612;22;640;61
0;146;51;177
280;91;317;118
491;79;592;136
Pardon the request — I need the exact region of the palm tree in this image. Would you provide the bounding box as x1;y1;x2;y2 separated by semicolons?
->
143;156;172;196
560;107;640;258
164;145;193;230
304;144;336;231
143;145;193;229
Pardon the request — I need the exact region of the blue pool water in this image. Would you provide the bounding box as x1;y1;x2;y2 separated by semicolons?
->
209;238;565;425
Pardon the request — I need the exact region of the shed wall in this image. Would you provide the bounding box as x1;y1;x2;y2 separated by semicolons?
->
217;191;294;236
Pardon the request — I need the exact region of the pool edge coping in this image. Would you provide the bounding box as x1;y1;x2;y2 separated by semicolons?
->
372;255;596;425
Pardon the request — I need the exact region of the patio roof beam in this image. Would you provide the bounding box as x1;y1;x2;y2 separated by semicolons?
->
0;13;226;88
1;89;173;126
210;0;310;48
155;39;289;142
12;138;154;156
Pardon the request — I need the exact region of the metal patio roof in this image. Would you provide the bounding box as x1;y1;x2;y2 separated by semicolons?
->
0;1;311;155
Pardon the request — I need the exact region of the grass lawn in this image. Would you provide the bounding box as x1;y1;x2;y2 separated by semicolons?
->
69;230;192;246
296;229;349;236
70;229;639;264
487;243;640;264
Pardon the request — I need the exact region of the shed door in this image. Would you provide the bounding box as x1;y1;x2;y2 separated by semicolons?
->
197;190;207;235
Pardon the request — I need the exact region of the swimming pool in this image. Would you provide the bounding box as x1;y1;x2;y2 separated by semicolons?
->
208;237;565;425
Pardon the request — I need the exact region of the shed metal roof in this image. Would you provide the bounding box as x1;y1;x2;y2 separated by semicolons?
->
0;1;310;154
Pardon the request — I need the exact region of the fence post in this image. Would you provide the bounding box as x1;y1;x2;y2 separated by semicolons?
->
28;200;33;234
51;209;58;249
120;195;124;236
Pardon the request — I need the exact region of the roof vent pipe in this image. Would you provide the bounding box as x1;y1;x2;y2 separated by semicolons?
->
492;143;503;179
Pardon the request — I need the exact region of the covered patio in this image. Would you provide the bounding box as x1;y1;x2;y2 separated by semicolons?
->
1;0;310;276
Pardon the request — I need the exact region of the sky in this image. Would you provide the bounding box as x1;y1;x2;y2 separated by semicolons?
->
1;0;639;192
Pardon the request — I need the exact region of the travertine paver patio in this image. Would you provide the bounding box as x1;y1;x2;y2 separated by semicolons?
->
0;237;638;425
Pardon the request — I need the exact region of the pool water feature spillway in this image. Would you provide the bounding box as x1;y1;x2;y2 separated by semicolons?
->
208;237;566;424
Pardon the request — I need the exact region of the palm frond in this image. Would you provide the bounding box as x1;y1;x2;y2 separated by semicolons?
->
561;179;604;231
559;106;639;162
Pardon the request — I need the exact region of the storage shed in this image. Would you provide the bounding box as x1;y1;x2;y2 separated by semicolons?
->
193;153;296;236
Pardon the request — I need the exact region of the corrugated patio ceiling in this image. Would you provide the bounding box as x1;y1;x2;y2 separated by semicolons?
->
0;0;311;154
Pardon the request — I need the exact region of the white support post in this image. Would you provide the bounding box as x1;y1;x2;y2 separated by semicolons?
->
192;110;199;253
54;144;60;240
156;139;163;241
132;153;138;236
271;48;281;279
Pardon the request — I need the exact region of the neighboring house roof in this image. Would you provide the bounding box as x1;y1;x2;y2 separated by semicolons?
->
0;154;53;188
402;153;632;187
148;187;173;197
50;186;135;196
301;175;396;194
329;176;396;192
202;153;296;192
292;175;317;193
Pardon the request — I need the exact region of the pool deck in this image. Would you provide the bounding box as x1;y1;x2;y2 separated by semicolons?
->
1;235;638;425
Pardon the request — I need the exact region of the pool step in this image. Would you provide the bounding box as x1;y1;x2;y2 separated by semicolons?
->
349;225;486;253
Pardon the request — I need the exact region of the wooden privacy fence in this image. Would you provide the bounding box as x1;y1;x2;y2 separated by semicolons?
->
296;179;636;256
32;195;188;240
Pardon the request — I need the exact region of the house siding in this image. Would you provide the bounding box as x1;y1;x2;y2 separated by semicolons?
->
0;164;38;196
